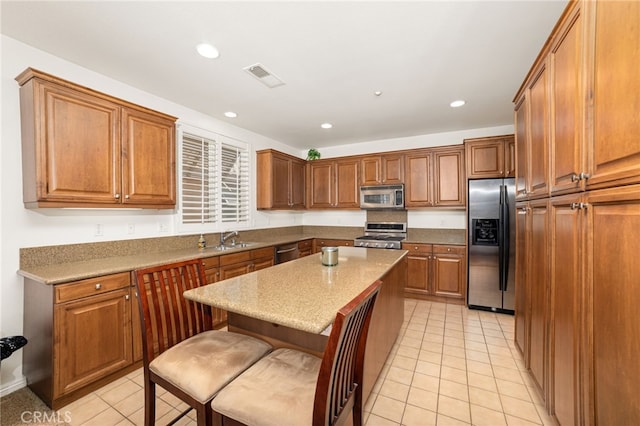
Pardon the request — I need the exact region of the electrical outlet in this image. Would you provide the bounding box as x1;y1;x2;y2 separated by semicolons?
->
95;224;103;236
127;224;135;234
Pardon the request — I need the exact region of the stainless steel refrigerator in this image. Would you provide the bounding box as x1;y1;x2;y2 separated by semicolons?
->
467;178;515;313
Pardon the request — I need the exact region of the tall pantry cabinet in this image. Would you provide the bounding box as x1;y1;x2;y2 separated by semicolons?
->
513;1;640;425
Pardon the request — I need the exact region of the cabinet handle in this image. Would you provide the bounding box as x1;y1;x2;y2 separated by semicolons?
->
579;172;590;181
114;194;120;199
570;202;589;210
125;194;130;199
447;248;452;252
95;283;102;290
570;173;580;182
414;246;419;250
125;294;130;301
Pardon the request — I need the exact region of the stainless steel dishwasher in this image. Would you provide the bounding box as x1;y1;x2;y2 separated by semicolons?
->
275;242;299;264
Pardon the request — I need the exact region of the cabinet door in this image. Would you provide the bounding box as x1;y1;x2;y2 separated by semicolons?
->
550;4;584;195
219;262;251;280
586;186;640;426
433;147;465;207
588;1;640;189
290;159;306;209
528;64;550;199
382;154;404;184
505;137;516;178
361;156;381;185
528;199;549;396
132;285;143;363
549;195;583;426
54;288;132;397
432;246;466;299
405;254;430;295
121;107;176;206
465;139;505;179
202;258;226;328
308;161;334;208
515;95;529;200
405;151;432;207
271;154;292;209
514;203;529;358
28;81;121;205
253;257;274;271
335;159;359;208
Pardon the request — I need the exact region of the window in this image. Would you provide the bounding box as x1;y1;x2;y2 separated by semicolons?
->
178;125;250;232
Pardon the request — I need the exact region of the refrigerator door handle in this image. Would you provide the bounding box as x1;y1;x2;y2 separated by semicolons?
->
500;184;510;291
498;185;505;291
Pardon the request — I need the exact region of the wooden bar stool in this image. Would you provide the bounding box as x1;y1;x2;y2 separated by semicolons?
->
134;259;272;426
211;280;382;426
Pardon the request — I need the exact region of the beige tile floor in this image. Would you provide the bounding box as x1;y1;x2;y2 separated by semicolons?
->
49;299;555;425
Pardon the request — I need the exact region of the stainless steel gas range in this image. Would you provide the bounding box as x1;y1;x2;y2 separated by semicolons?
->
353;222;407;249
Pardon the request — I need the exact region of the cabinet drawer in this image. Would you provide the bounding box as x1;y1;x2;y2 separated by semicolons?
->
433;245;465;255
298;239;313;250
251;247;274;259
401;243;433;255
220;251;251;267
201;256;220;270
55;272;130;303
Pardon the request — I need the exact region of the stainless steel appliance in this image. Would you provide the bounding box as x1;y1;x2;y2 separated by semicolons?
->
353;222;407;249
467;178;515;313
275;242;299;264
359;184;404;210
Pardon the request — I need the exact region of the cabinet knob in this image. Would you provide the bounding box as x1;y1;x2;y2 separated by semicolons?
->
114;194;120;199
447;248;452;252
414;246;419;250
125;194;130;199
570;173;580;182
125;294;130;301
95;283;102;290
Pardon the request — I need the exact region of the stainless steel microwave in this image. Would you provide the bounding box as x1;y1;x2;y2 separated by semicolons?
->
360;184;405;209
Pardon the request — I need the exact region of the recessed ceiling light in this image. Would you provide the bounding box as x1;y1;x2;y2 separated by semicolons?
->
321;123;333;129
224;111;237;118
450;100;466;108
196;43;219;59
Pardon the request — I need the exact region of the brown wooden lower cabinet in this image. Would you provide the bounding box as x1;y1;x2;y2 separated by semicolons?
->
23;272;135;409
549;195;582;426
298;239;313;257
402;243;466;304
515;185;640;425
585;186;640;425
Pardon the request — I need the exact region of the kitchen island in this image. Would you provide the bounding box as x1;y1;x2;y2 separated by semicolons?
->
184;246;407;402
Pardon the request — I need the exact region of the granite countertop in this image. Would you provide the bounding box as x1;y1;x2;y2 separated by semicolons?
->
184;247;406;334
18;228;465;285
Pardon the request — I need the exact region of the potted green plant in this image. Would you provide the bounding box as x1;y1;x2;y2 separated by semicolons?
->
306;148;321;161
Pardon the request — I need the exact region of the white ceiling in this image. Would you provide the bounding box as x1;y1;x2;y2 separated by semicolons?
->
1;1;567;149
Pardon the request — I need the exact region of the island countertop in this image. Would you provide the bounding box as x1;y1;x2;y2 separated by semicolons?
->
183;247;407;335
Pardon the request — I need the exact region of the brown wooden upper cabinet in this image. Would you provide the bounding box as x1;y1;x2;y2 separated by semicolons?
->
360;153;404;185
405;146;465;208
587;0;640;190
307;158;359;209
464;135;515;179
16;68;176;209
256;149;306;210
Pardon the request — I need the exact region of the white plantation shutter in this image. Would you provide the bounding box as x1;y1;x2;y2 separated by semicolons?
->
181;132;217;225
178;125;251;232
220;142;250;224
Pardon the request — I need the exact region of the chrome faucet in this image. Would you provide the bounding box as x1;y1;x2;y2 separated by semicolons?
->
220;230;238;246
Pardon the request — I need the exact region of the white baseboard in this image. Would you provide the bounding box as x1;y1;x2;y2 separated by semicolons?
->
0;376;27;398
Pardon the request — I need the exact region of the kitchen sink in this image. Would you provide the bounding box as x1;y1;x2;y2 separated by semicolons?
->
207;242;257;251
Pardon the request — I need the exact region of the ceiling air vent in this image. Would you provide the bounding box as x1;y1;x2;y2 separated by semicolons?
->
243;63;285;88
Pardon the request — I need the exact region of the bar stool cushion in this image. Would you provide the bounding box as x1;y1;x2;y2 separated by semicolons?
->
212;348;322;426
150;330;271;404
